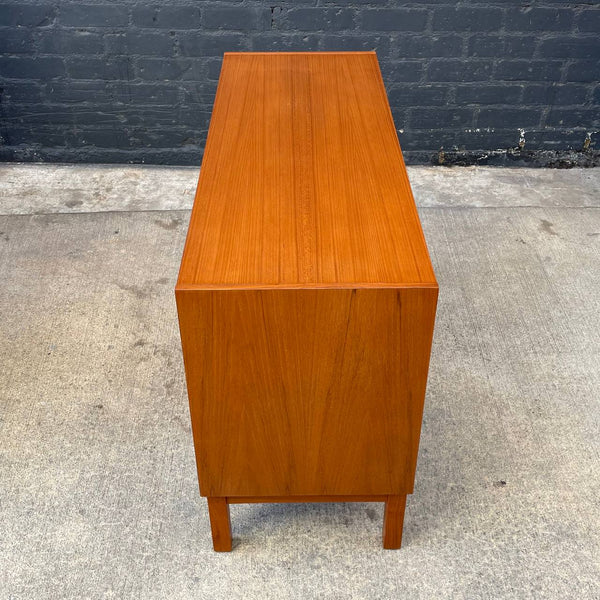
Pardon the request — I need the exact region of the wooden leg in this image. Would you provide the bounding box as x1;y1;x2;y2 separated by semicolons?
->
382;495;407;549
207;497;232;552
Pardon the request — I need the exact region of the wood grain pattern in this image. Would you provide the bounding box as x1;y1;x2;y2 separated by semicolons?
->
382;495;407;550
176;51;436;289
207;497;232;552
176;287;437;497
175;52;439;549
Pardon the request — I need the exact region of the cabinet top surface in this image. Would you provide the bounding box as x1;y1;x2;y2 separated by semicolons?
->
177;52;437;290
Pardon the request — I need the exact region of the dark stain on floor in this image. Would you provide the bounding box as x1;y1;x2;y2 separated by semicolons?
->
115;282;150;299
65;199;83;208
540;219;558;236
154;217;181;230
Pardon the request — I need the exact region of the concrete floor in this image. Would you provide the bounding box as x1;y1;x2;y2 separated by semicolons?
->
0;163;599;599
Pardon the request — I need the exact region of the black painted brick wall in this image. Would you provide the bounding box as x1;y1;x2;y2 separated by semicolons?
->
0;1;599;165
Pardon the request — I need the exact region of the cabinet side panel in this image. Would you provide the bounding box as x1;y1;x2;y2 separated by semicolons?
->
176;287;437;497
314;287;438;495
175;289;211;496
398;286;438;492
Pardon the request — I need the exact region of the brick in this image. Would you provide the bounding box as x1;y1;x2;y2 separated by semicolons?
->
577;9;600;33
121;108;179;127
380;61;423;83
1;126;70;146
135;58;190;81
129;128;206;150
178;33;247;57
204;6;269;31
538;37;599;59
389;107;408;128
565;61;600;83
176;108;213;129
0;4;55;27
524;129;590;151
27;107;188;132
73;108;129;126
0;144;202;165
178;63;211;82
362;9;427;32
0;27;34;53
523;84;590;106
0;82;42;103
66;57;132;80
283;8;356;31
318;34;390;59
522;84;553;105
131;6;157;27
108;82;181;106
2;103;123;126
397;130;442;152
477;108;542;128
135;58;204;81
206;59;222;81
251;33;320;53
495;60;563;81
59;4;128;27
397;130;449;152
394;34;463;59
45;81;113;103
37;30;104;55
506;7;574;31
105;32;176;57
132;6;201;29
468;36;503;57
0;56;65;79
468;36;536;58
427;59;492;82
546;109;599;128
320;0;386;4
140;129;206;149
500;36;537;58
179;82;218;104
116;107;181;127
432;7;503;32
387;85;448;107
410;108;474;129
399;129;520;152
103;106;208;130
455;85;522;105
76;128;132;148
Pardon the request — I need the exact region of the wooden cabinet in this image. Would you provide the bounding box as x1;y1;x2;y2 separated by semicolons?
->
176;52;438;551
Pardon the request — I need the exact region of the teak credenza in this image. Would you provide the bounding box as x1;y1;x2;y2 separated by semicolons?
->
176;51;438;551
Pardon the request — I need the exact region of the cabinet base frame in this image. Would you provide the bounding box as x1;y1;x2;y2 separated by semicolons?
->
206;494;408;551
